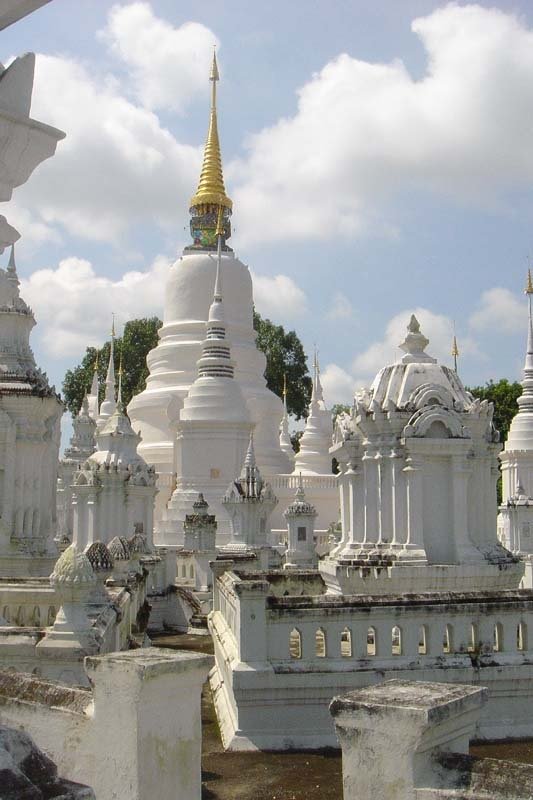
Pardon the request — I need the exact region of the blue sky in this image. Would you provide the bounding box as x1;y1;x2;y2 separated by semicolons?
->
4;0;533;429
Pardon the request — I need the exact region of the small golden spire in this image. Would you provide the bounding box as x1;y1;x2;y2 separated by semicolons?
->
525;268;533;295
451;322;459;372
190;50;232;212
94;352;99;371
283;372;287;398
111;312;116;339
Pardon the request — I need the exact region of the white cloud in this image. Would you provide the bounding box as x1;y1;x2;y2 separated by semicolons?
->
101;2;218;112
231;4;533;246
251;271;308;320
11;0;223;247
21;254;168;358
325;292;353;321
321;363;355;406
469;287;525;334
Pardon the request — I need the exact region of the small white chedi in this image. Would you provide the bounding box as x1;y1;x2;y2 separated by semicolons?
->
128;52;293;535
498;271;533;586
71;377;156;551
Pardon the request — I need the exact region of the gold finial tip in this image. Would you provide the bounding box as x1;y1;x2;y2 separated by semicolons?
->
525;268;533;295
451;335;459;357
210;50;219;82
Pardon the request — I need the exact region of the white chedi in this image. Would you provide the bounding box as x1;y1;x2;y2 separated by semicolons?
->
128;55;292;529
162;233;254;541
56;394;96;544
294;353;333;476
72;397;156;551
283;475;318;570
499;273;533;570
222;433;278;553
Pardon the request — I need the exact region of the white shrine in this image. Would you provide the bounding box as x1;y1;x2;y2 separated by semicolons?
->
208;314;527;751
0;244;63;572
72;392;156;551
128;53;292;537
56;394;96;546
498;271;533;586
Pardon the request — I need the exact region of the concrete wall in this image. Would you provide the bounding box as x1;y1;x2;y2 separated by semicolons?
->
0;648;212;800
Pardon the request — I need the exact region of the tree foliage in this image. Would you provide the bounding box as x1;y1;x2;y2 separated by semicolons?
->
253;310;312;419
468;378;522;445
62;317;162;416
63;312;313;421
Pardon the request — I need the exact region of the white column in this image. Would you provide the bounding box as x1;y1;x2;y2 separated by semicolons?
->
451;454;474;562
363;449;378;547
402;455;426;559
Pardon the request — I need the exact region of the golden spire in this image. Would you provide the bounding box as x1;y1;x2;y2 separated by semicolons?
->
111;312;116;339
283;372;287;399
525;268;533;295
190;50;232;211
451;320;459;372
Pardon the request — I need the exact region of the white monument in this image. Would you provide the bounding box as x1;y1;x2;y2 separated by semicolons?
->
128;53;292;532
498;271;533;586
0;245;63;569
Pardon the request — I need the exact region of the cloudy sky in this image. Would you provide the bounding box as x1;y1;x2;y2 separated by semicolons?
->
4;0;533;425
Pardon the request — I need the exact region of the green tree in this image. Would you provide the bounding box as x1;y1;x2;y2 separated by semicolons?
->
253;310;312;419
331;403;351;424
62;317;162;415
468;379;522;445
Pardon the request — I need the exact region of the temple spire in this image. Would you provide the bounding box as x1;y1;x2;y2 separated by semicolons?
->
279;372;294;462
188;51;232;250
451;329;459;373
97;316;117;426
190;50;232;214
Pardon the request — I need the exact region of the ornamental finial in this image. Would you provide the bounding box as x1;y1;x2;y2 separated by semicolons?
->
526;268;533;296
189;50;232;214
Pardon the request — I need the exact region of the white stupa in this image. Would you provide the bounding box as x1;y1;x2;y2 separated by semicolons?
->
96;318;117;430
128;52;292;529
162;211;253;541
294;351;333;475
498;270;533;584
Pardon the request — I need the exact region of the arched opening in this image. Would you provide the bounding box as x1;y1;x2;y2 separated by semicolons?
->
392;625;402;656
181;564;186;578
2;606;9;623
289;628;302;659
443;624;454;654
315;628;327;658
468;623;478;653
189;564;195;579
418;625;428;655
493;622;504;652
341;627;352;658
47;606;56;626
367;627;376;656
426;420;451;439
518;622;528;651
32;606;40;626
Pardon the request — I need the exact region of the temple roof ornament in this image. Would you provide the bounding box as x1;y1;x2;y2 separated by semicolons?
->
50;545;95;588
399;315;436;365
188;52;232;250
284;474;317;517
97;316;117;427
190;51;232;212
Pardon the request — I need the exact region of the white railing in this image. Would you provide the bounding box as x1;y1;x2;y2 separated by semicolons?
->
269;474;338;490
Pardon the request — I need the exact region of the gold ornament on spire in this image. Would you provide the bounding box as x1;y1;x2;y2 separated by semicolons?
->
190;50;232;212
283;372;287;399
111;312;116;339
525;268;533;295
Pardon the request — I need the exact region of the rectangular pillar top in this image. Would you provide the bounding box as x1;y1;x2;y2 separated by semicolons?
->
330;680;487;722
85;647;213;680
